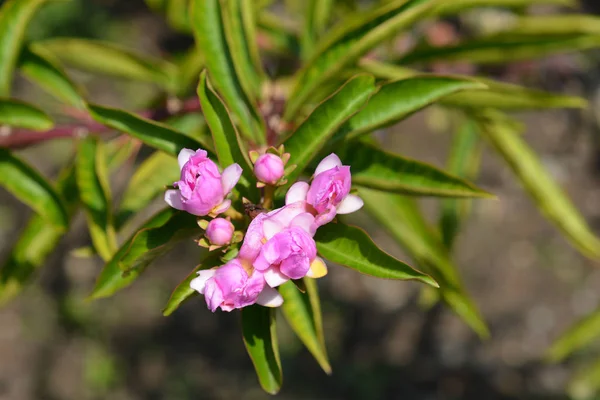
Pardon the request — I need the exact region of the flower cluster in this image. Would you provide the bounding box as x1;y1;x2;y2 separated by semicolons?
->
165;149;363;312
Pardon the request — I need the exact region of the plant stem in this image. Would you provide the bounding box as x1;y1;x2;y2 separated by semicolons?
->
262;185;275;210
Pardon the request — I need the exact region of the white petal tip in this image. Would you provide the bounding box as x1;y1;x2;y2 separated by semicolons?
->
164;189;184;210
190;269;216;294
256;286;284;308
264;268;289;288
221;163;243;194
336;194;363;215
285;181;310;205
314;153;342;176
177;148;196;170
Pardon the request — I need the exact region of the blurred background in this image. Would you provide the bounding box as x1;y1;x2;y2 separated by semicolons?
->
2;0;600;399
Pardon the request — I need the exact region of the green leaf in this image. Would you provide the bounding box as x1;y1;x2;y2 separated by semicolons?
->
0;148;68;229
285;0;436;119
334;75;486;141
257;11;300;57
359;59;587;110
431;0;576;17
439;120;483;249
0;98;53;130
87;104;205;157
397;34;600;66
166;0;191;33
0;0;48;95
90;208;201;299
283;74;377;185
76;136;117;261
546;307;600;363
33;38;177;89
0;164;77;305
280;280;331;374
301;0;334;60
240;0;264;81
18;46;85;108
197;70;255;195
162;252;223;316
340;141;490;197
221;0;264;99
508;15;600;36
190;0;263;143
358;187;489;338
115;151;179;229
568;357;600;400
314;222;438;287
174;46;204;96
474;110;600;259
241;305;282;395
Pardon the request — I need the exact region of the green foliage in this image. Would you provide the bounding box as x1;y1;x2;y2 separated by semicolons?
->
2;0;600;395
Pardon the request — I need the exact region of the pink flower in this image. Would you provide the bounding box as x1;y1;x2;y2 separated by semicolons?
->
253;153;285;185
286;154;364;228
164;148;242;216
205;218;234;246
190;259;283;312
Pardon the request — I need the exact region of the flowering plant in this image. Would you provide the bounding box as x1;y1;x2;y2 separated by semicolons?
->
1;0;600;395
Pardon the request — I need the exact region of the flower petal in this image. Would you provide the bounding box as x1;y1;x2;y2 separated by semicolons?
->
221;163;243;194
164;189;184;210
336;194;364;214
285;181;310;205
314;153;342;176
177;148;196;170
264;267;289;287
210;199;231;216
306;257;328;278
256;286;284;307
190;269;217;294
290;212;316;236
263;218;283;240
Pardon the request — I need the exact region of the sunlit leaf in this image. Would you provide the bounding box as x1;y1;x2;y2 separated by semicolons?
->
242;306;282;395
0;148;68;229
76;136;117;261
337;140;490;197
431;0;576;17
474;110;600;259
508;15;600;36
285;0;436;118
358;188;489;338
314;222;438;287
546;307;600;363
0;98;53;130
280;280;331;374
283;74;377;186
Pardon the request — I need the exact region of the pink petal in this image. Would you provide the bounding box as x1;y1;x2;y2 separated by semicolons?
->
336;194;364;214
264;267;289;287
285;181;309;205
190;269;216;294
314;153;342;176
221;163;243;194
177;148;196;170
164;189;184;210
262;218;284;240
210;199;231;216
290;212;316;236
256;286;284;307
306;257;328;278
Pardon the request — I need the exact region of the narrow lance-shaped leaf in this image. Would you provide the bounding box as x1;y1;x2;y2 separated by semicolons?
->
282;74;377;186
333;76;486;141
257;11;300;56
115;151;180;230
87;104;205;157
76;136;117;261
336;141;490;198
0;98;53;130
0;148;68;229
33;38;177;90
280;280;331;374
358;187;489;338
507;15;600;36
474;110;600;259
90;209;201;300
439;120;483;249
240;0;264;80
221;0;264;99
241;306;282;395
301;0;334;60
191;0;264;143
197;70;255;197
431;0;576;17
397;34;600;66
162;252;223;316
0;0;48;95
18;46;86;109
359;59;587;110
166;0;191;33
546;307;600;363
285;0;436;119
314;222;438;287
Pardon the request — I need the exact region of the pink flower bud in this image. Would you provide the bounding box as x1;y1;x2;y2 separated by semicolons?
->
253;153;284;185
205;218;234;246
164;148;242;216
